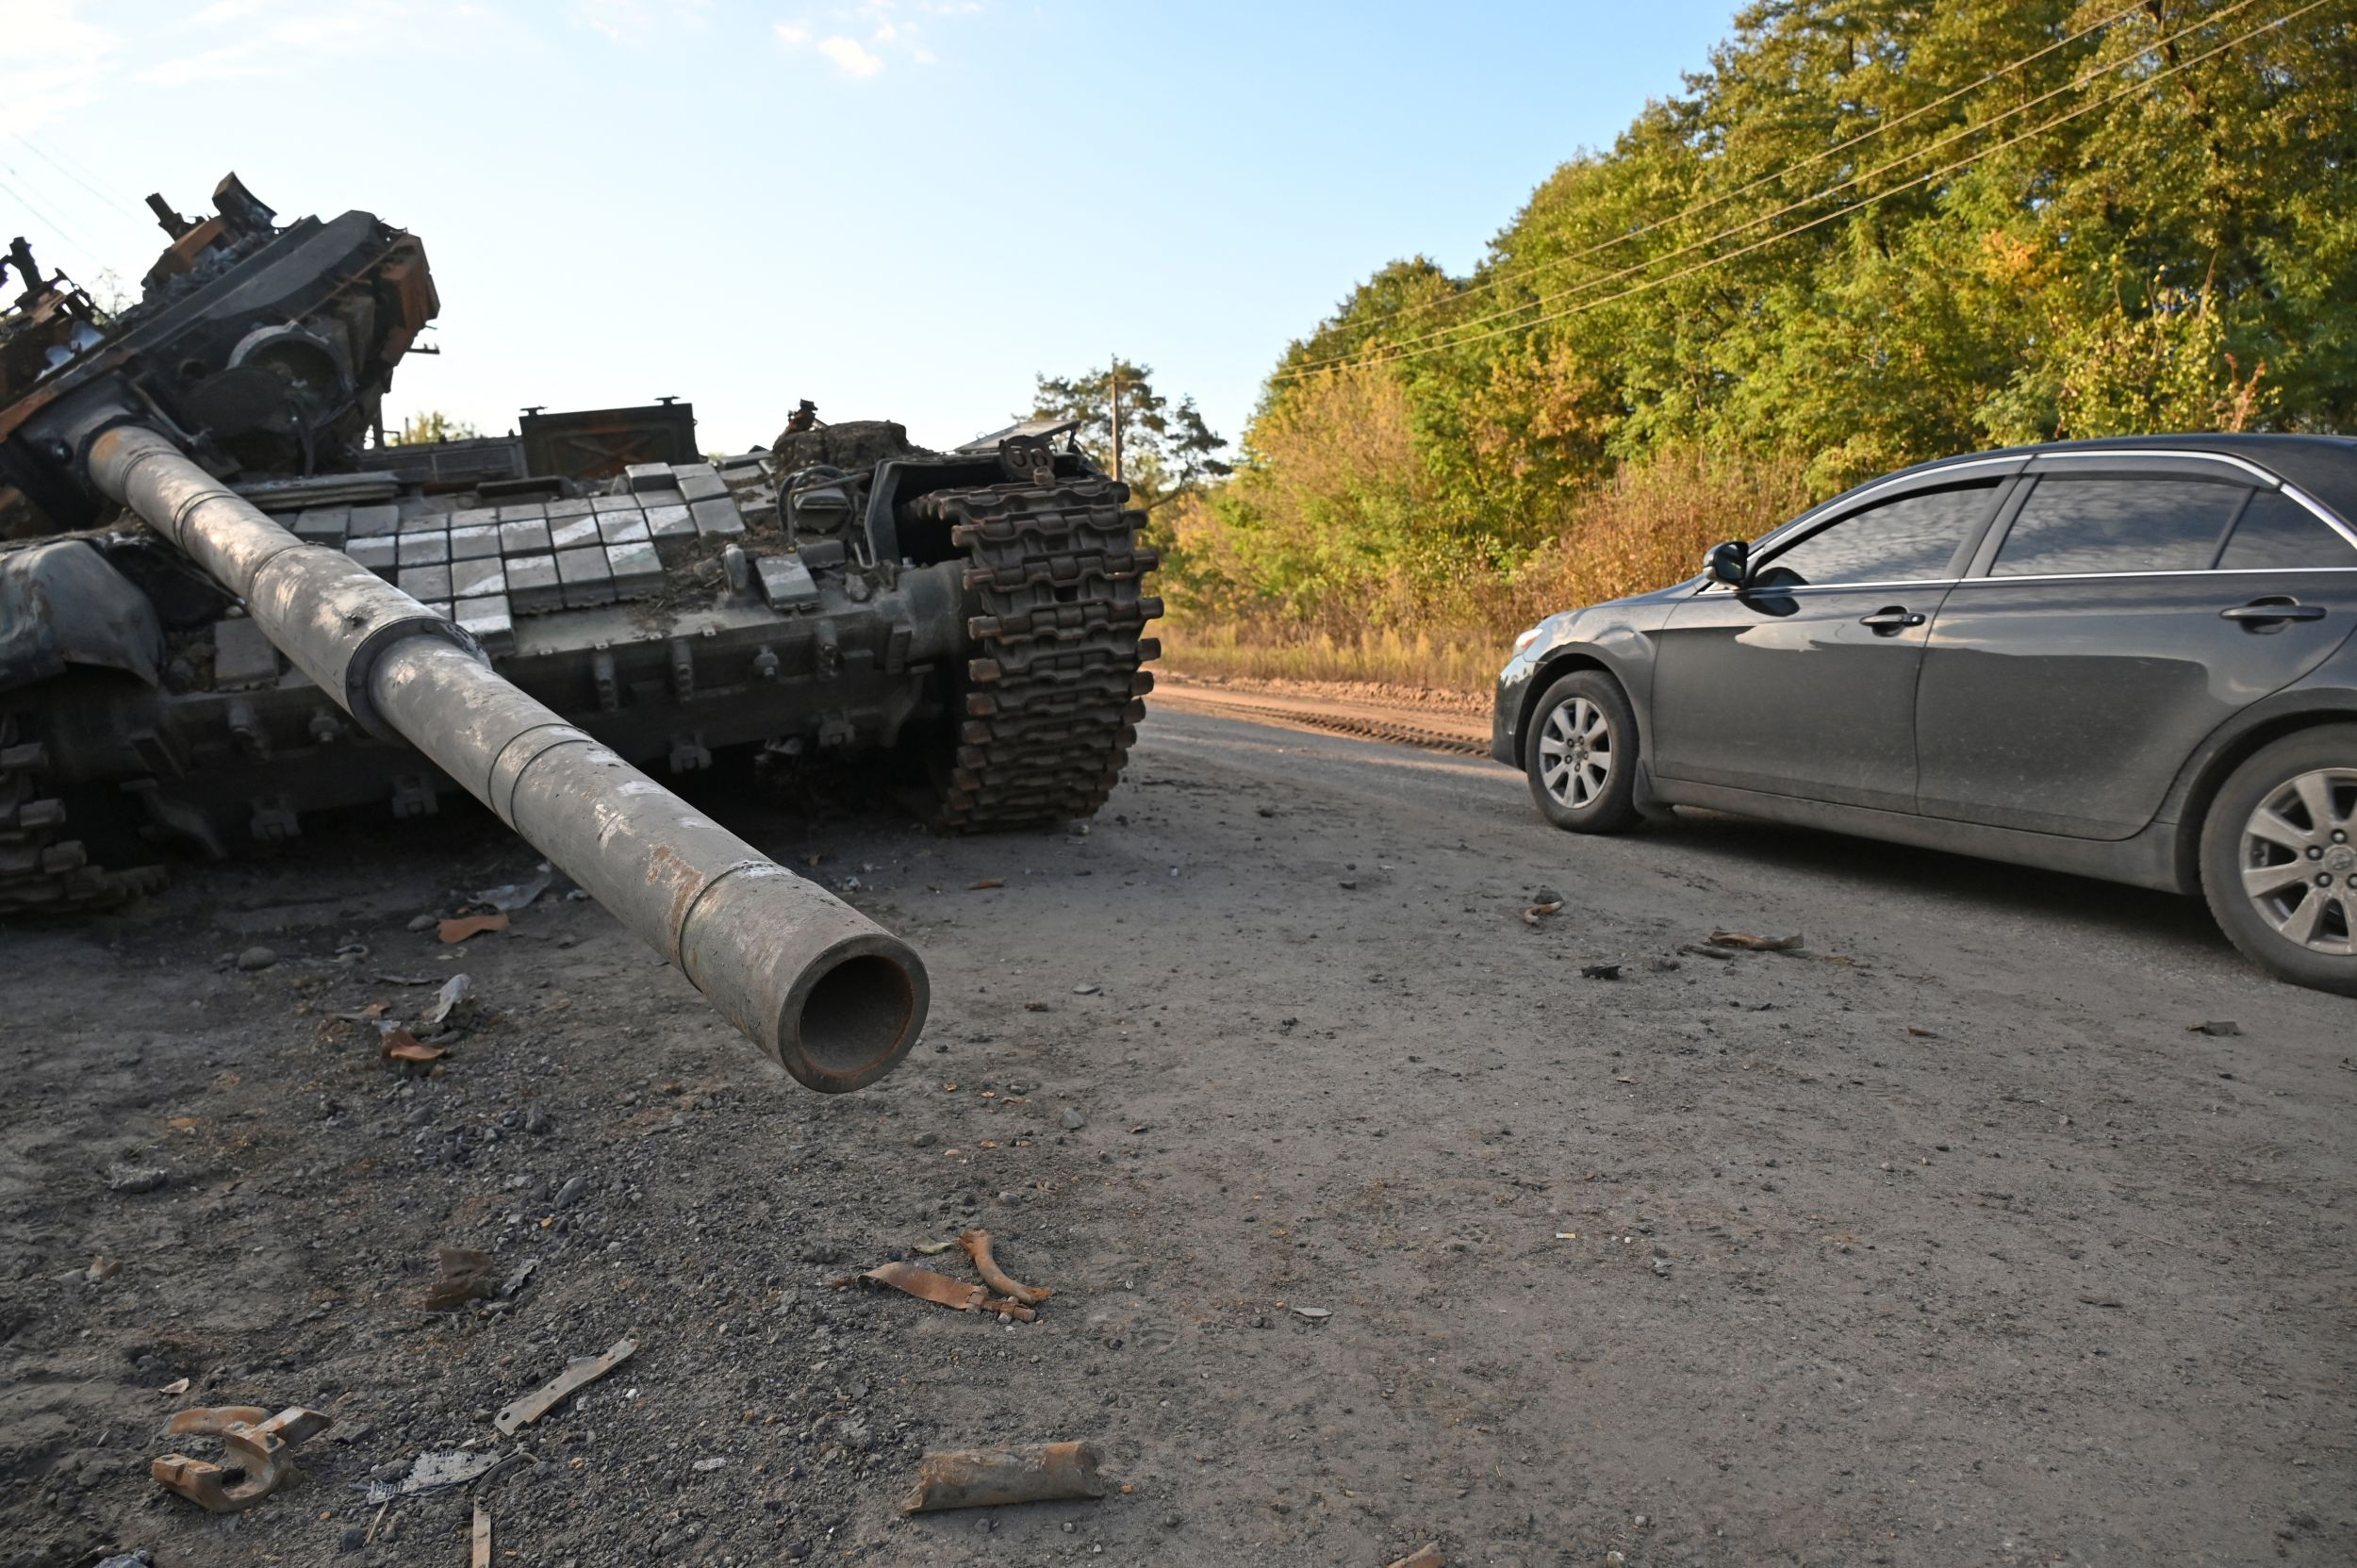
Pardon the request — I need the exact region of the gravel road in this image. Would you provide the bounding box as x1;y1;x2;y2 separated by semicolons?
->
3;704;2350;1568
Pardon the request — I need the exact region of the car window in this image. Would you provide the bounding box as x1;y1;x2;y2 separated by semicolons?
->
1752;482;1995;589
2217;491;2357;570
1990;477;2242;577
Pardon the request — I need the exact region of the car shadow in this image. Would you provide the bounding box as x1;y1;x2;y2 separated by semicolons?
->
1648;806;2228;950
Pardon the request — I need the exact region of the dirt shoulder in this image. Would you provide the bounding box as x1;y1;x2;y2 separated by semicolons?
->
3;707;2351;1568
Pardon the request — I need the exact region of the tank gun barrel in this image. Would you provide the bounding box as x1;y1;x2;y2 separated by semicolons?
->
89;423;926;1092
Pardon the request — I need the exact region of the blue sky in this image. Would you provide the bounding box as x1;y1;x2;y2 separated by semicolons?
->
3;0;1740;454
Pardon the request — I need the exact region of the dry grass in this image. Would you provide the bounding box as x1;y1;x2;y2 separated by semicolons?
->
1156;622;1510;695
1161;446;1816;697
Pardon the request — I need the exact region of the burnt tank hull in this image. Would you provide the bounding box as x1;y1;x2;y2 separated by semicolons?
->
0;177;1161;916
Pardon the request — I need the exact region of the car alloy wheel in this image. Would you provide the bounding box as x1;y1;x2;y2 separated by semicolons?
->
1538;696;1613;810
2237;766;2357;957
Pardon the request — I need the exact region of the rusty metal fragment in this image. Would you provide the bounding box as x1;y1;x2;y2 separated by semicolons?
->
152;1405;332;1512
1705;929;1805;952
958;1229;1050;1307
1385;1545;1445;1568
494;1336;637;1435
842;1261;1038;1321
900;1442;1105;1512
438;913;507;943
380;1028;447;1067
420;1245;495;1311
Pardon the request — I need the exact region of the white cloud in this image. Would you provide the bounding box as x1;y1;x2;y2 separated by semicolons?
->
0;0;120;136
569;0;709;43
773;21;809;44
817;34;882;76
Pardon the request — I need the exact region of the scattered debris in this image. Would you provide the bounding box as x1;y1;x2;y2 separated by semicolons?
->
471;1500;493;1568
328;1002;390;1023
838;1261;1037;1322
364;1447;512;1504
1520;900;1563;926
1291;1306;1333;1322
470;866;552;913
2077;1295;2125;1309
693;1456;728;1472
1386;1544;1445;1568
379;1029;448;1068
913;1239;959;1256
371;972;438;986
1073;983;1101;995
106;1163;169;1195
1706;930;1805;952
1023;1000;1051;1012
234;946;277;972
959;1229;1051;1307
1675;943;1737;961
1906;1027;1938;1038
1580;962;1622;981
86;1255;120;1282
968;879;1005;890
151;1405;332;1512
495;1337;638;1435
424;973;472;1026
420;1246;497;1311
900;1442;1106;1512
93;1553;153;1568
157;1377;190;1395
406;914;439;933
2188;1020;2242;1037
438;913;507;944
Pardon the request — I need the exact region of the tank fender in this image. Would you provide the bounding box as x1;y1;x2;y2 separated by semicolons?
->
0;538;166;696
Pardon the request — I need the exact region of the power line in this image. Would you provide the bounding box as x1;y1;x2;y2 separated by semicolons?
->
0;165;104;260
8;134;147;224
1347;0;2157;339
1281;0;2277;379
1288;0;2327;384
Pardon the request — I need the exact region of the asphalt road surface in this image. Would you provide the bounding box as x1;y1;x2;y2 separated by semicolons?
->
3;704;2349;1568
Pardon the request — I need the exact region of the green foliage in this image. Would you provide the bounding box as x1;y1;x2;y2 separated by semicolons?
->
390;409;482;445
1028;358;1231;514
1184;0;2357;642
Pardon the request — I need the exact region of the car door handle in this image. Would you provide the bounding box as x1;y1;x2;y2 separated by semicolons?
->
2221;599;2327;626
1858;607;1926;635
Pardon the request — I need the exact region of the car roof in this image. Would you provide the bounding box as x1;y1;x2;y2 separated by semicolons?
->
1914;433;2357;522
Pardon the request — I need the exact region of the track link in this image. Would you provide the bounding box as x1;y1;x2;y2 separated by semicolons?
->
0;718;168;915
912;477;1161;832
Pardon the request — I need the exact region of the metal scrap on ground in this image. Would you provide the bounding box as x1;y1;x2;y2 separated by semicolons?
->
151;1405;332;1512
1705;930;1806;952
438;913;508;944
1385;1544;1445;1568
494;1337;639;1435
840;1260;1037;1321
420;1245;495;1311
900;1442;1106;1512
959;1229;1051;1307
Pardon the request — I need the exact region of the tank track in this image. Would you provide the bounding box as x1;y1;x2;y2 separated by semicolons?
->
0;718;169;914
911;476;1162;832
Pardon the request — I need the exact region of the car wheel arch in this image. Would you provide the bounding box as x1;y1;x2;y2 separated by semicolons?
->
1517;650;1626;768
2172;706;2357;893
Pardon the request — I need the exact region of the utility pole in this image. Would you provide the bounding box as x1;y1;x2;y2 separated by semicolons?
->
1108;357;1123;484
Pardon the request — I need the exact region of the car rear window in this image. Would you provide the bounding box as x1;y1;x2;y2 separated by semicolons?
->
1756;482;1995;587
2217;491;2357;570
1991;477;2242;576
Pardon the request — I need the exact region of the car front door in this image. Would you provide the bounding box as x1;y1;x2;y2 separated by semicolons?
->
1915;460;2357;839
1648;477;2010;812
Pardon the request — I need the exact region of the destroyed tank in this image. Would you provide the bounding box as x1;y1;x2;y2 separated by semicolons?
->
0;174;1162;921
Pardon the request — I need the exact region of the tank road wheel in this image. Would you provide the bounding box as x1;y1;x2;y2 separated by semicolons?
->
1524;670;1641;834
0;718;169;915
2200;724;2357;997
909;478;1161;833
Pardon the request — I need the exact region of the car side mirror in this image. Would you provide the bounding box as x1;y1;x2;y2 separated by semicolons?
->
1705;540;1750;586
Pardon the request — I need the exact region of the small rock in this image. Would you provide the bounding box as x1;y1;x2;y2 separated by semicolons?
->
523;1102;552;1134
911;1131;935;1147
1060;1107;1087;1131
369;1460;408;1484
692;1457;727;1473
1163;1511;1182;1528
406;914;438;933
553;1176;586;1209
2191;1019;2242;1037
105;1164;168;1195
1534;885;1564;905
1072;983;1100;996
94;1555;154;1568
1338;879;1359;890
339;1525;366;1552
1291;1306;1332;1321
235;946;277;972
1581;963;1622;981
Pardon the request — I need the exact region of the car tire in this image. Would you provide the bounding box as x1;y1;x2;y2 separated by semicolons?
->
1525;670;1641;834
2199;724;2357;998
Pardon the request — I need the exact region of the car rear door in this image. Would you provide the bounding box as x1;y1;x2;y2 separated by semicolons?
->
1915;455;2357;839
1648;474;2011;813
